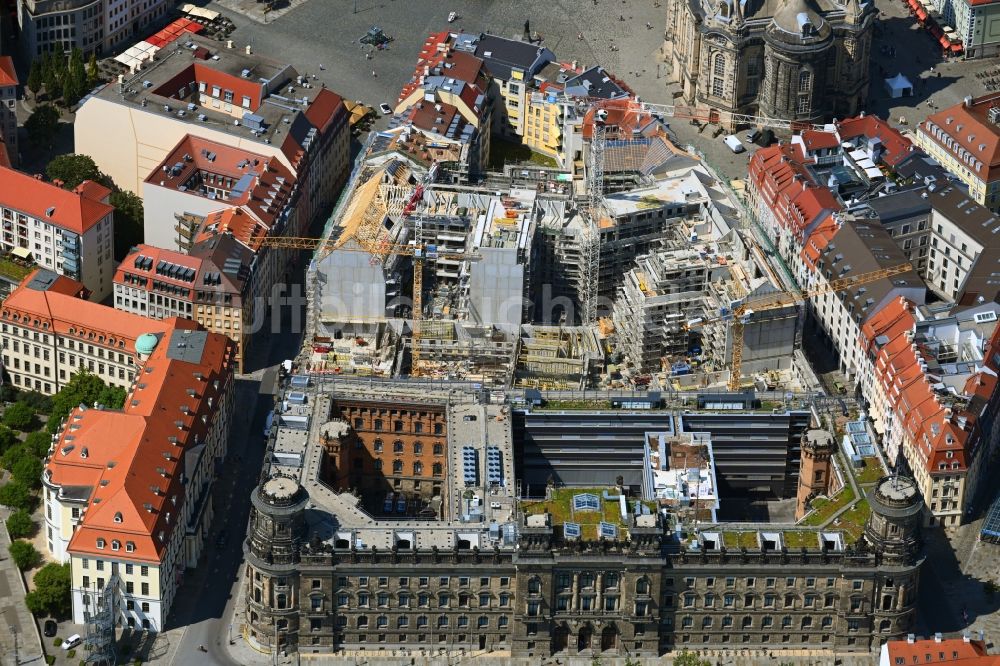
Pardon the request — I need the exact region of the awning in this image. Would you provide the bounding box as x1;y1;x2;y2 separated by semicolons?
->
930;25;943;39
950;42;963;53
916;8;928;21
906;0;919;9
940;35;951;49
11;247;32;259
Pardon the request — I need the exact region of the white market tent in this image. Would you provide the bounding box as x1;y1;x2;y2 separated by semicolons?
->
114;41;160;72
884;73;913;99
180;4;221;20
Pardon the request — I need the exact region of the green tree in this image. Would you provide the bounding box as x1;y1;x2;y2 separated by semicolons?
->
25;431;53;459
4;402;38;431
1;443;27;471
0;425;18;455
41;52;59;100
19;391;53;415
5;509;35;538
25;563;72;618
0;480;32;510
45;154;108;190
673;650;713;666
9;540;42;571
69;48;87;99
25;104;60;150
109;189;145;259
27;59;43;97
12;456;44;489
46;372;127;434
86;53;100;87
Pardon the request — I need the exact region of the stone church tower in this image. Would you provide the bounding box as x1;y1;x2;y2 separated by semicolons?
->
662;0;875;127
795;428;835;520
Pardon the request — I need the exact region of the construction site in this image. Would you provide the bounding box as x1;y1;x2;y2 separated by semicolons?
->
275;102;846;393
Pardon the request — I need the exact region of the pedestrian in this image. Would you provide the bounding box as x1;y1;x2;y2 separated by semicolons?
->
372;69;377;78
319;64;325;70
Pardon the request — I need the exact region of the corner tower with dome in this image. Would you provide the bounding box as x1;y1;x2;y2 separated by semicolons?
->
663;0;874;126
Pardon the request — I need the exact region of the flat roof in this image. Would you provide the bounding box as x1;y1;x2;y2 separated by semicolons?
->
89;35;329;147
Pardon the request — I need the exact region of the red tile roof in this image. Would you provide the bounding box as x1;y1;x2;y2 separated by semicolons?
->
799;129;840;151
0;168;114;234
749;144;842;243
920;95;1000;183
113;245;204;301
2;269;172;349
885;637;999;665
51;324;235;562
835;115;915;167
0;56;16;87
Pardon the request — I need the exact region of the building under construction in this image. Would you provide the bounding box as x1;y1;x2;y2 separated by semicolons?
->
610;227;798;378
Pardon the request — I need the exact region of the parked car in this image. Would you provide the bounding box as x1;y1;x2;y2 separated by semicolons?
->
723;135;745;153
448;11;458;22
43;620;57;637
63;634;82;650
379;102;393;115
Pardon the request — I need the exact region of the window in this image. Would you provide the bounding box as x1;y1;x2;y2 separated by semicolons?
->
241;96;251;108
712;54;726;97
798;69;812;93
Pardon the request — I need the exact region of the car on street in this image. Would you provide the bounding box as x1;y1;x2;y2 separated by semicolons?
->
379;103;393;115
43;620;57;637
63;634;82;650
448;11;458;22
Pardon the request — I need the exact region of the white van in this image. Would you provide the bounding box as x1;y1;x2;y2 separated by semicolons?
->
723;135;745;153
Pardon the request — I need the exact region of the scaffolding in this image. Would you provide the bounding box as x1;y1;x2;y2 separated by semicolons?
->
83;572;121;665
582;122;606;324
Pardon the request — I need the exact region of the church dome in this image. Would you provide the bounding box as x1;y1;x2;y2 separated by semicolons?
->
770;0;829;39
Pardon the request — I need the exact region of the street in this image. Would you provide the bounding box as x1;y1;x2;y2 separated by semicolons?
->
149;251;310;666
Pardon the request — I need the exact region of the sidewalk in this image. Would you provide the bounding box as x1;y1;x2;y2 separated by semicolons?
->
0;506;45;666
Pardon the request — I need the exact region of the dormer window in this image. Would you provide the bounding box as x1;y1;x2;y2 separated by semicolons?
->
96;538;106;549
111;540;121;551
125;542;135;553
114;512;123;523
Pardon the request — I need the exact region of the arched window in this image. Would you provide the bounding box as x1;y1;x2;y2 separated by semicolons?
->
393;440;404;453
528;577;542;594
432;462;443;476
392;459;403;474
711;53;726;97
636;578;650;595
373;459;383;471
413;461;423;475
798;69;812;93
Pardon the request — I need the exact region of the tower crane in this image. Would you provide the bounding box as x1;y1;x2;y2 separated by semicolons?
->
582;97;829;133
685;263;914;392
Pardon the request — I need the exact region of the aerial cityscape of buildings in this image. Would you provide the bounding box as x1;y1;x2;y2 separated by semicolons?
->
0;1;999;665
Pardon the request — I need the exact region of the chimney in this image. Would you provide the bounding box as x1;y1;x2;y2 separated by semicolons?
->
907;634;915;644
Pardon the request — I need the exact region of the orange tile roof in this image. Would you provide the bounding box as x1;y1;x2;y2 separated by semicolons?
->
194;208;268;252
885;638;999;665
0;168;114;234
2;269;172;349
0;56;16;87
48;323;235;563
146;134;296;232
921;95;1000;183
113;245;204;301
859;296;983;475
750;144;842;243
